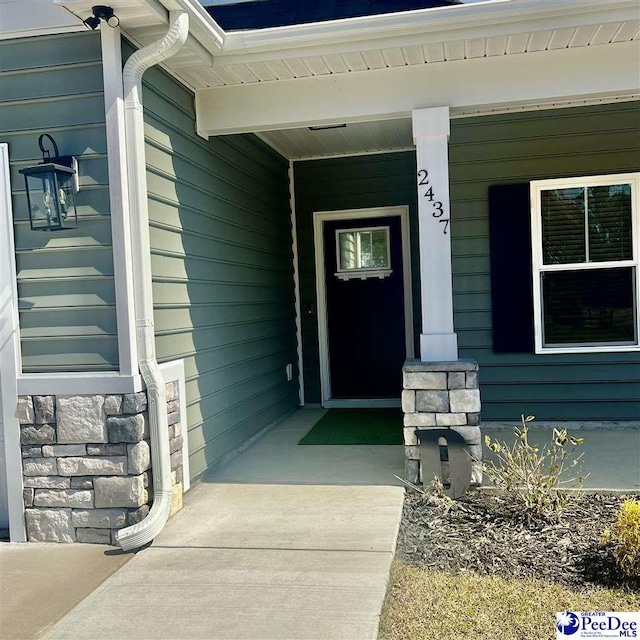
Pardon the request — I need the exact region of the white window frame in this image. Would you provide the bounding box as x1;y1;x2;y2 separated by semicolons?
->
530;172;640;355
334;225;392;281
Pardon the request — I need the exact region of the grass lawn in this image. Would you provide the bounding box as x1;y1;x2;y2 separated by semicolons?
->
379;560;639;640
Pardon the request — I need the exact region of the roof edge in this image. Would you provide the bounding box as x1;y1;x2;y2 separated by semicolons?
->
214;0;639;55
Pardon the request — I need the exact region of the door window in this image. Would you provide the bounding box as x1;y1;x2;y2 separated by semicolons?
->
335;226;392;280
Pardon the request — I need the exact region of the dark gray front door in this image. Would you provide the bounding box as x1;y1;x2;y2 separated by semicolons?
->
323;215;407;399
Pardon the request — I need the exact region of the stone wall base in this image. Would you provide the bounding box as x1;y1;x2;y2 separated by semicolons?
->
402;359;482;487
18;381;184;545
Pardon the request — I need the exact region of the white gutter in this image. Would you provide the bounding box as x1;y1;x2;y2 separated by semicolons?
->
114;10;189;552
169;0;225;51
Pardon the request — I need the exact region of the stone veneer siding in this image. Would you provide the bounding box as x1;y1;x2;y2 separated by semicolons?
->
402;359;482;487
17;381;184;544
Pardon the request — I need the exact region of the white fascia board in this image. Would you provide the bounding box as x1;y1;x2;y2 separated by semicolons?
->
196;40;640;136
218;0;639;56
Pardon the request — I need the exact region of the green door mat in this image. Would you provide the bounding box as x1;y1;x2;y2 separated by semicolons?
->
298;408;403;445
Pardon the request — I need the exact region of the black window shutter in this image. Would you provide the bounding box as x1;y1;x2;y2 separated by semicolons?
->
488;184;535;353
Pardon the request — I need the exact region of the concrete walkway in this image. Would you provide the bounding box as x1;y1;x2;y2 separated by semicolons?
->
1;543;130;640
42;409;639;640
45;411;405;640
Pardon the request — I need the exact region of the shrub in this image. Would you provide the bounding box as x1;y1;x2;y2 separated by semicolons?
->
602;500;640;578
483;415;586;521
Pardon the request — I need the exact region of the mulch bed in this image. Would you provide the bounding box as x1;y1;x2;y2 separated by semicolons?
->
397;489;640;592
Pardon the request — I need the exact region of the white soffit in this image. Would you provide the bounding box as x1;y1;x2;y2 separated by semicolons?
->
204;20;640;89
258;119;414;161
56;0;640;92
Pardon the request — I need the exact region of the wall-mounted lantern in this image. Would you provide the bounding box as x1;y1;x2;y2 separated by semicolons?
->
19;134;79;231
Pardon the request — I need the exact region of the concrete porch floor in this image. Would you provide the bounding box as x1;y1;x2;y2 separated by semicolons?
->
200;410;640;492
209;409;406;487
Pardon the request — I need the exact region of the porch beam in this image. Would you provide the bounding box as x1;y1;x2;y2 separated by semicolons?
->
413;107;458;362
195;40;639;136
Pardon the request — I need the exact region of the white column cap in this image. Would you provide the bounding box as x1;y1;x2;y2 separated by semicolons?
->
412;106;450;141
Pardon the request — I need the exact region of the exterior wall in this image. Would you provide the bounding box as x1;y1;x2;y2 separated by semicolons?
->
1;32;118;372
295;101;640;420
17;383;184;544
140;58;299;480
294;153;421;404
450;102;640;421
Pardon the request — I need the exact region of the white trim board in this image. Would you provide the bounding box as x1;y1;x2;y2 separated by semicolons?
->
313;205;414;408
195;41;640;136
17;373;143;396
288;163;305;406
0;144;26;541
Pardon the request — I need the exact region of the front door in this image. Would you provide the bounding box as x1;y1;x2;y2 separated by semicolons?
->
320;211;410;400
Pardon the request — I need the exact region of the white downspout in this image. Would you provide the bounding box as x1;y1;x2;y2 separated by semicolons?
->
115;11;189;552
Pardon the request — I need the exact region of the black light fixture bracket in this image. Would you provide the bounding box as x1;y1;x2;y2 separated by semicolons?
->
38;134;79;193
83;5;120;30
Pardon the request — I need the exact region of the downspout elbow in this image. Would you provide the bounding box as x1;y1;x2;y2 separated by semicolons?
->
114;11;189;552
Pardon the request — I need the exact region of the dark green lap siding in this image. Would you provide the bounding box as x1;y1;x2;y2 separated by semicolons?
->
1;32;117;372
295;102;640;420
450;101;640;421
294;153;421;404
140;61;298;480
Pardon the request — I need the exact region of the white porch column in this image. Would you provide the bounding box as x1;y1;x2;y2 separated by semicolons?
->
412;107;458;362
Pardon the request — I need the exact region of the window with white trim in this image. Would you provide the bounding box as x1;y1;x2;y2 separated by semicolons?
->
531;173;640;354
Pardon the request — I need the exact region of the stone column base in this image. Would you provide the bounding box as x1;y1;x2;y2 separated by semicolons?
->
402;358;482;487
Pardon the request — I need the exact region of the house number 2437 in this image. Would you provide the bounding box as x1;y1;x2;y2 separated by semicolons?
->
417;169;450;235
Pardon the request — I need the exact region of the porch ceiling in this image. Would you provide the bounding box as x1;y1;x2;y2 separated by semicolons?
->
258;119;414;161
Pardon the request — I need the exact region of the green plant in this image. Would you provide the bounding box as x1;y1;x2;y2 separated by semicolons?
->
602;500;640;578
483;415;586;521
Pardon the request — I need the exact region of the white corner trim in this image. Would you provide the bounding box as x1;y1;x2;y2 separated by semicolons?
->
288;164;305;406
0;144;26;542
530;171;640;355
313;205;414;406
100;24;138;378
159;359;190;491
412;106;450;141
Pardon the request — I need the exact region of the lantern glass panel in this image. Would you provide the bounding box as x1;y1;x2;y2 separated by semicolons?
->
22;164;77;231
56;170;78;229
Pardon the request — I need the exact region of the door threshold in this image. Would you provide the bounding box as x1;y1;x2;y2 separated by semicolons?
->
323;398;400;409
